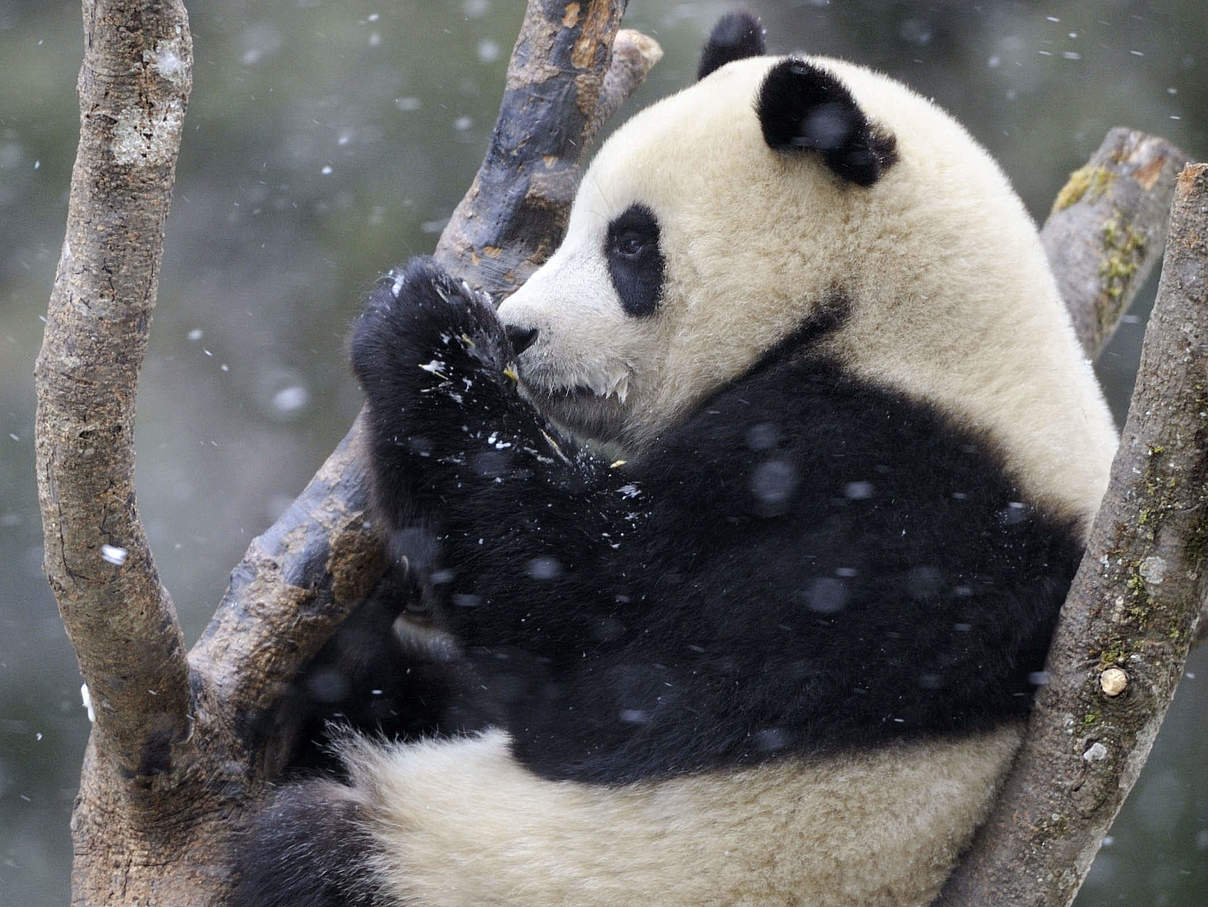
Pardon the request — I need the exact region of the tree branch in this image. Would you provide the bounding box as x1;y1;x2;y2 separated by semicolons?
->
1042;129;1190;357
436;14;662;293
940;163;1208;906
34;0;193;782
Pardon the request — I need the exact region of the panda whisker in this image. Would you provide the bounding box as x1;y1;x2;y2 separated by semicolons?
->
581;170;617;221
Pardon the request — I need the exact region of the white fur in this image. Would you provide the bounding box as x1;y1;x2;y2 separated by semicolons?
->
499;56;1117;524
343;726;1021;906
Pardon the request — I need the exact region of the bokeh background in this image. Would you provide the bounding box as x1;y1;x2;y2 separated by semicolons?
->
2;1;1205;903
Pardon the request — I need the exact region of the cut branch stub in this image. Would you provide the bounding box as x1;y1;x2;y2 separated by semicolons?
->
1041;128;1190;358
939;162;1208;906
587;29;664;143
34;0;193;780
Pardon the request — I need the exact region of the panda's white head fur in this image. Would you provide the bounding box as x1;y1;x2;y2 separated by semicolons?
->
498;44;1117;523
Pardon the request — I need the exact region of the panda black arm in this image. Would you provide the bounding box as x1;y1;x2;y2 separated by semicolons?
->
350;258;633;643
349;257;581;510
502;356;1084;783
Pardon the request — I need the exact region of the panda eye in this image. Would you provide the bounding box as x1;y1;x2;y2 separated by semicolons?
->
614;232;648;258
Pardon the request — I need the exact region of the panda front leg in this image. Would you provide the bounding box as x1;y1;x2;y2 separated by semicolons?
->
349;258;625;651
232;261;630;905
349;257;562;509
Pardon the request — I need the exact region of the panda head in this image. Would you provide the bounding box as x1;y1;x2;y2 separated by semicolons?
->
498;14;1115;519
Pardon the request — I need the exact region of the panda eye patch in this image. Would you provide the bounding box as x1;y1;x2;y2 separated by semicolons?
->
605;204;665;318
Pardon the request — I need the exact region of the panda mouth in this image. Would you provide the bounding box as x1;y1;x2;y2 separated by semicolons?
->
568;382;613;399
520;366;632;405
514;364;632;444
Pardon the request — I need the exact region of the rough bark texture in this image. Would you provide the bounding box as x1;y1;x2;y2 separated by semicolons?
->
1043;129;1190;355
940;164;1208;906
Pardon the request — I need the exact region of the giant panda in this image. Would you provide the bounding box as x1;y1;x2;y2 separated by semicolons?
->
233;12;1118;906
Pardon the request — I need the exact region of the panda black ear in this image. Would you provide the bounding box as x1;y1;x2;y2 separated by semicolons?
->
698;12;766;80
756;58;897;186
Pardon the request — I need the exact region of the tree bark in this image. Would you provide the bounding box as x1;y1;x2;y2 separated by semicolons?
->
35;0;194;783
33;3;204;901
37;1;661;902
940;163;1208;906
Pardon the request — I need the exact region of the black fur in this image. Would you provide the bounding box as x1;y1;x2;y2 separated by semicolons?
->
757;58;898;186
698;11;766;80
606;204;665;317
505;324;538;356
231;780;383;906
348;259;1080;783
271;573;492;776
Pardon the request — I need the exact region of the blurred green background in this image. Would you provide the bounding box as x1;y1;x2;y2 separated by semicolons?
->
1;1;1205;903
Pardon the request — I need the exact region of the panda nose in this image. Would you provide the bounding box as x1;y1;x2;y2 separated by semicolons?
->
505;325;539;357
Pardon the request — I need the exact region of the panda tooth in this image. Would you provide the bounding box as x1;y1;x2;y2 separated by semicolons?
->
604;370;629;403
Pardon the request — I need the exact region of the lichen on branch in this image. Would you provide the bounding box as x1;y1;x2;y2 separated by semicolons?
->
1041;129;1189;357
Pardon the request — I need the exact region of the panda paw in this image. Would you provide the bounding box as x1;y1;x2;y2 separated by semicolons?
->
350;257;512;410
